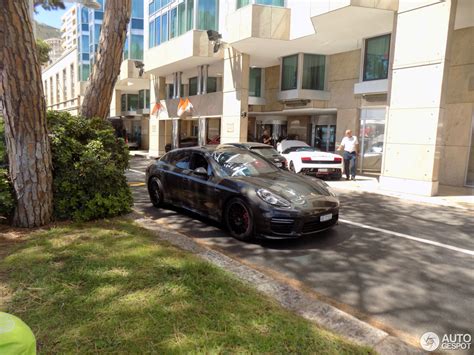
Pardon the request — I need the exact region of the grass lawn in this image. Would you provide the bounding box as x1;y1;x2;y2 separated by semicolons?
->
0;219;374;354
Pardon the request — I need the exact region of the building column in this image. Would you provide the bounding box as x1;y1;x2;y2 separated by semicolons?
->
221;48;249;143
149;75;167;157
198;117;207;146
171;119;180;150
197;66;202;95
202;64;209;94
177;72;182;98
380;0;457;196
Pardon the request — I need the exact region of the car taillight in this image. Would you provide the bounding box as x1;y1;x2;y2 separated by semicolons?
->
301;157;312;163
334;157;342;163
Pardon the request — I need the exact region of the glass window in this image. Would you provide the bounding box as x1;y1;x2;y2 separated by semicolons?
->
170;7;177;39
94;11;103;20
186;0;194;31
81;8;88;24
189;77;198;96
178;2;186;35
212;151;278;177
82;53;89;60
132;18;144;29
154;17;161;46
132;0;144;18
80;64;90;81
161;0;169;8
167;84;174;99
139;90;145;109
127;94;139;111
149;0;155;15
207;77;217;93
145;89;150;109
123;37;129;59
197;0;217;31
256;0;284;6
149;20;155;48
130;35;144;60
363;34;390;81
161;13;168;43
81;23;89;31
94;24;101;43
249;68;262;97
302;54;325;90
172;151;191;170
121;94;127;111
281;54;298;91
237;0;250;8
81;35;89;53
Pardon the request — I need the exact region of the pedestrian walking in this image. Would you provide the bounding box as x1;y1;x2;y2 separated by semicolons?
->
338;130;359;180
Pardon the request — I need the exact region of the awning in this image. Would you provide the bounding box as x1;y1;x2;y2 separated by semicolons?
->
249;108;337;117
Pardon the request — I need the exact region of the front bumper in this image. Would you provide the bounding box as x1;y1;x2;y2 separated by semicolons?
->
254;206;339;239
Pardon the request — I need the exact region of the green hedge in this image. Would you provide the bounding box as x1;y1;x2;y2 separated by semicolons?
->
48;111;133;221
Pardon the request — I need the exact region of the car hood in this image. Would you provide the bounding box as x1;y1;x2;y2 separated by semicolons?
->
231;171;339;210
284;151;340;160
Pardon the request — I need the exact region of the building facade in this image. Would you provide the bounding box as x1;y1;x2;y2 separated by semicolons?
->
44;0;151;149
143;0;474;195
44;37;64;66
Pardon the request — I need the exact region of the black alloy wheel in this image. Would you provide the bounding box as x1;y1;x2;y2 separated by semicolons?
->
225;198;254;241
148;177;163;208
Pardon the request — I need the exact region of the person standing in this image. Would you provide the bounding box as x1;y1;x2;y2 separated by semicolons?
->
338;130;359;180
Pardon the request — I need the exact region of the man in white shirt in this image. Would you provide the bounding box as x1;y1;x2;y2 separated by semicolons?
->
337;130;359;180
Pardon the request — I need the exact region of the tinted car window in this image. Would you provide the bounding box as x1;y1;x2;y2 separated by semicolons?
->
170;151;191;170
211;151;278;177
250;147;280;157
190;153;209;172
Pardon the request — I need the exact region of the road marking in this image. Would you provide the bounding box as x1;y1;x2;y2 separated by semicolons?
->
340;219;474;256
128;169;146;175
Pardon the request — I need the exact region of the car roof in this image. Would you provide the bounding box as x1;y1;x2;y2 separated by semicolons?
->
218;142;275;149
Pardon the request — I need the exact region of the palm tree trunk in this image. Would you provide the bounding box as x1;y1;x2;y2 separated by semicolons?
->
80;0;132;119
0;0;53;227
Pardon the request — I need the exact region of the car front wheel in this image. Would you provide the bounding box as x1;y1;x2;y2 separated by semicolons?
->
225;198;254;241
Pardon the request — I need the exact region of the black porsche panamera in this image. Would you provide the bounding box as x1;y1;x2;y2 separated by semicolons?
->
146;146;339;241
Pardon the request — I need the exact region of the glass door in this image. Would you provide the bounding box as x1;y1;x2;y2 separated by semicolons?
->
314;125;336;152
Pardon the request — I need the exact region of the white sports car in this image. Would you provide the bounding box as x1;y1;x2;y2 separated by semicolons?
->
277;140;343;179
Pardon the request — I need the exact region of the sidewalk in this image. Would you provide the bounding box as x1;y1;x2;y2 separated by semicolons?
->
326;175;474;211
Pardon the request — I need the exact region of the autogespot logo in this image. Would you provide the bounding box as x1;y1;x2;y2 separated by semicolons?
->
420;331;472;352
420;332;440;351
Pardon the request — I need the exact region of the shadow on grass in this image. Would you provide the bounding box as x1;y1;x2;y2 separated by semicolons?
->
0;220;372;354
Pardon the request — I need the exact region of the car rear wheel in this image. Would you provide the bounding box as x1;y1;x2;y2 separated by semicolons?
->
148;177;163;208
289;161;296;173
225;198;254;241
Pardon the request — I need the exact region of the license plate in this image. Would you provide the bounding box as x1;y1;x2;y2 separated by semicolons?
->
320;213;332;222
275;162;282;167
318;168;328;172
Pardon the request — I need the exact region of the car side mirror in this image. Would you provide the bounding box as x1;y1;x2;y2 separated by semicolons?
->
194;167;208;177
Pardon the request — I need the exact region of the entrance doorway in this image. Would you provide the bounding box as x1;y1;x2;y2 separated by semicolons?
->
359;108;386;173
314;125;336;152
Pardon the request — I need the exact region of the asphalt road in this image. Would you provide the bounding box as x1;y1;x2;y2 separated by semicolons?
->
127;157;474;348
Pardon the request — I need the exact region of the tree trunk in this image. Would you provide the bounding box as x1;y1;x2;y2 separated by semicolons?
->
80;0;131;119
0;0;53;227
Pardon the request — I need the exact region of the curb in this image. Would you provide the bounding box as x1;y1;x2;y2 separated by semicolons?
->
131;211;425;355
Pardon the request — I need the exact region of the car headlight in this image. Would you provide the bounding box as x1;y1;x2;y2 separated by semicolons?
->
256;188;290;207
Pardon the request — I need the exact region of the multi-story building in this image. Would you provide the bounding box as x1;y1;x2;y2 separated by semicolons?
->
143;0;474;195
44;37;64;66
60;5;78;51
44;0;150;149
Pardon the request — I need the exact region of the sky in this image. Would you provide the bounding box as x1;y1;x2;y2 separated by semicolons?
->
34;3;73;28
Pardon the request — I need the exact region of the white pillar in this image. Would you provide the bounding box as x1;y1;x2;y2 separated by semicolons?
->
202;64;209;94
197;66;202;95
380;0;457;196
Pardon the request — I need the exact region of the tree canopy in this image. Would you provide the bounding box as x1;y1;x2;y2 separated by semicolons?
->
36;39;51;65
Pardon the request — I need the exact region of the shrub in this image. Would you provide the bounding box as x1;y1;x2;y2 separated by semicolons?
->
48;111;132;221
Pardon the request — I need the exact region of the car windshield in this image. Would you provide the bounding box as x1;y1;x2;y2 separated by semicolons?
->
283;146;319;154
250;147;280;157
211;150;278;177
